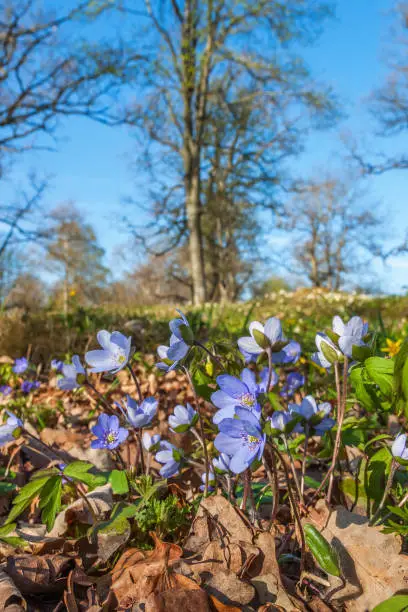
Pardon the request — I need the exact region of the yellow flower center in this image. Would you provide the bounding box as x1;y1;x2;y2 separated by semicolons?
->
241;393;255;407
106;432;117;443
117;354;126;364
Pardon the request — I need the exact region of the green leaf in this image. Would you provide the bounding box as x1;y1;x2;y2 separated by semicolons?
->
365;357;394;397
0;482;16;494
303;475;321;490
110;502;140;521
364;434;392;453
39;476;62;532
109;470;129;495
351;345;372;362
64;461;107;490
342;428;365;448
5;476;50;524
304;524;341;577
372;595;408;612
367;447;392;502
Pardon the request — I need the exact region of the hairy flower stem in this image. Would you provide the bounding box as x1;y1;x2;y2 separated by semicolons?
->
75;483;98;524
193;341;223;368
377;488;408;527
127;364;143;403
301;426;310;498
326;357;349;505
283;436;302;502
24;429;67;462
184;367;210;495
136;429;145;474
86;381;113;413
369;459;398;526
272;444;306;573
262;450;279;524
266;348;274;393
191;427;205;450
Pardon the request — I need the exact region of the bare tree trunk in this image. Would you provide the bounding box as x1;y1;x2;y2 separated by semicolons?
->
186;171;206;305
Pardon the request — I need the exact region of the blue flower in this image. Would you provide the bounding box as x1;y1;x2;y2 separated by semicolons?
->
238;317;286;357
121;396;158;428
280;371;305;399
239;347;257;364
142;432;161;452
0;385;12;396
289;396;334;435
392;433;408;460
51;359;64;373
213;453;232;473
214;408;266;474
155;441;182;478
273;340;301;364
0;411;23;447
21;380;40;394
200;471;215;492
91;414;128;450
269;410;292;432
169;403;198;433
312;333;342;369
85;331;132;374
332;315;368;358
157;310;192;372
58;356;86;391
13;358;28;374
212;368;276;425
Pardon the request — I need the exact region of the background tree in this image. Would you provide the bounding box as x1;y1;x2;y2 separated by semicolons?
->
0;0;141;284
45;205;109;313
350;2;408;174
121;0;338;304
276;174;384;290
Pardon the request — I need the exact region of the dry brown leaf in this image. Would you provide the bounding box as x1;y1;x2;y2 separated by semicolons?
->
97;533;183;609
308;499;408;611
0;569;26;611
208;595;242;611
5;554;74;595
203;569;255;607
146;588;211;612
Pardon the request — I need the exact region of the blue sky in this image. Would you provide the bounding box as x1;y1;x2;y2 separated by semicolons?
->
5;0;408;293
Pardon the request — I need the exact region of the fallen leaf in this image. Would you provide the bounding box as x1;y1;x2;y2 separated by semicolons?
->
97;534;183;608
203;569;255;607
308;500;408;611
5;554;74;595
0;569;26;611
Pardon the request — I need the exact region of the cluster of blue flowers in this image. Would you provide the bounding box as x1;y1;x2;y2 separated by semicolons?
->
3;308;408;503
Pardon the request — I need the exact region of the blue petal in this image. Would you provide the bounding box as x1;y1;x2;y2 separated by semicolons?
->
230;446;252;474
214;432;243;455
234;407;261;428
217;375;247;399
85;350;118;373
167;340;189;361
212;406;237;425
240;368;256;393
218;418;246;437
97;330;112;350
211;390;237;410
238;336;262;355
264;317;283;344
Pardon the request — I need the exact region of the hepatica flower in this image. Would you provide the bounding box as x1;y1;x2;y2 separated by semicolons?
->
142;431;161;452
200;471;215;492
91;414;128;450
332;315;368;359
157;310;192;372
21;380;40;394
122;396;158;428
169;403;198;433
238;317;286;357
392;433;408;461
13;357;28;374
58;356;85;391
85;330;131;374
289;395;334;435
273;340;302;364
51;359;64;373
312;333;342;369
280;371;305;399
213;452;232;473
269;410;292;433
215;408;266;474
0;385;12;396
212;368;276;425
0;411;23;447
155;441;183;478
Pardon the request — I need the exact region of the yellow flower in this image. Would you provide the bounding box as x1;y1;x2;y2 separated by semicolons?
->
69;289;76;297
381;338;402;358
